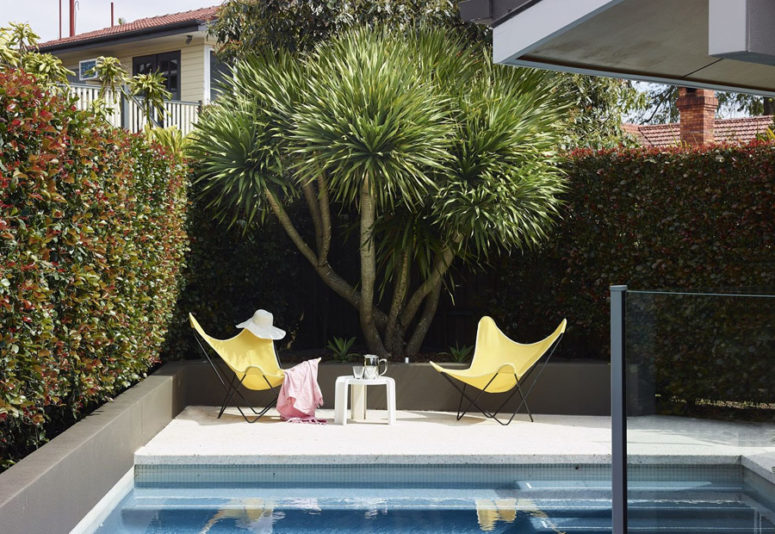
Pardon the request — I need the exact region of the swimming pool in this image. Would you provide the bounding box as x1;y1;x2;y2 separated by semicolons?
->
79;464;775;533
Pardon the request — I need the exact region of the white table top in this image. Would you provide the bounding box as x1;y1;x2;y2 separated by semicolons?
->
336;375;394;385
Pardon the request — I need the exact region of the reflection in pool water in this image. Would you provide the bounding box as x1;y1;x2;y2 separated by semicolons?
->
93;488;775;533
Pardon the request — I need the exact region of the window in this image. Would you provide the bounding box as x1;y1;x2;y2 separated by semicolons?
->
132;51;180;100
209;50;229;100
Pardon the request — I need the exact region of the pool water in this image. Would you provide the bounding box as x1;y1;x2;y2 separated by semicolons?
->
90;466;775;533
99;488;611;533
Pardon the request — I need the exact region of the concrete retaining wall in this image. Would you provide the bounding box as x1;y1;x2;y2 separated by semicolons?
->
184;360;611;416
0;362;188;534
0;359;609;534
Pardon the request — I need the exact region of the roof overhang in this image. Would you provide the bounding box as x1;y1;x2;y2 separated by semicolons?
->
467;0;775;96
39;22;209;54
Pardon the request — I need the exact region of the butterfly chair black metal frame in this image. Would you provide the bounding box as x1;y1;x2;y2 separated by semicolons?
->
189;313;285;423
430;317;566;426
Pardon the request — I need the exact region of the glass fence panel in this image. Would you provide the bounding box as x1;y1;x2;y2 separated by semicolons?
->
624;290;775;532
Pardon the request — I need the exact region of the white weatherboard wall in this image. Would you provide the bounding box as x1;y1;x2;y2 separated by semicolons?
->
178;38;208;103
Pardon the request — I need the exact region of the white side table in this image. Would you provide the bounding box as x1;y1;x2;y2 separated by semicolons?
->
334;376;396;425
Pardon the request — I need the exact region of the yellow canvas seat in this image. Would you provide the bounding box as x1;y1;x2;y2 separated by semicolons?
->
431;316;566;425
189;313;285;423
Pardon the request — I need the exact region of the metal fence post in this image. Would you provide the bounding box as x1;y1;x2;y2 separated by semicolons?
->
611;284;627;533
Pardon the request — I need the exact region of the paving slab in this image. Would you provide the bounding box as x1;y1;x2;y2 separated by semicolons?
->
135;407;775;483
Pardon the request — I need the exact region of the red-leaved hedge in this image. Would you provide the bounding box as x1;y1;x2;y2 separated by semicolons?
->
0;69;188;469
484;142;775;411
489;142;775;358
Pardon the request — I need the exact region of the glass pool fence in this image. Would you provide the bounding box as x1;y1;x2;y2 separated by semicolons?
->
611;286;775;533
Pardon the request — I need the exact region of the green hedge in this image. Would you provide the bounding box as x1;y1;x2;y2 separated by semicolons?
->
484;142;775;411
488;142;775;358
0;69;189;469
626;291;774;414
160;197;307;360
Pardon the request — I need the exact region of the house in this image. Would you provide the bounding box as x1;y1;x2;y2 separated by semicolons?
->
37;5;225;133
623;88;773;148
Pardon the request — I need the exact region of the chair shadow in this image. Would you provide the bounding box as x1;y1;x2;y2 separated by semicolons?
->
397;410;502;427
180;405;286;425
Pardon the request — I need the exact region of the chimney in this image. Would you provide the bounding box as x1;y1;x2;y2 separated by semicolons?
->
676;87;718;146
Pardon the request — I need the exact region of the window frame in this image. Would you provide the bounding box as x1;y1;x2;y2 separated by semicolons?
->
132;50;181;100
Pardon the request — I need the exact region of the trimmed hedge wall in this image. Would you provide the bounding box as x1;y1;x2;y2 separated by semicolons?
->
0;69;188;468
484;142;775;412
487;142;775;359
160;198;307;361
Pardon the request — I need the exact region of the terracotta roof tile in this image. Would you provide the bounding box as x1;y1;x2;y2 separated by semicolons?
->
39;5;219;50
623;116;773;147
713;116;774;144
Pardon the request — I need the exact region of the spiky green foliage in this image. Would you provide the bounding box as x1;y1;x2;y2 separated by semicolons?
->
189;26;567;355
129;72;171;127
293;28;452;210
0;23;73;85
92;56;129;97
144;125;189;162
436;58;567;257
188;51;303;227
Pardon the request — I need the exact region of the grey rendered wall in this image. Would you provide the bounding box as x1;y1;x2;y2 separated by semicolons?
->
184;360;611;415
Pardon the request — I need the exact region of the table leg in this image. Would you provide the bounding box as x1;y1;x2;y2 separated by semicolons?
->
334;379;348;425
351;383;367;421
386;379;396;425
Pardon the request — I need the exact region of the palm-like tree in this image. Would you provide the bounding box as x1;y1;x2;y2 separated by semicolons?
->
189;26;567;356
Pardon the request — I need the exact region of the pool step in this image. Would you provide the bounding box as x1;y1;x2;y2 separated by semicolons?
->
107;499;775;533
523;501;775;533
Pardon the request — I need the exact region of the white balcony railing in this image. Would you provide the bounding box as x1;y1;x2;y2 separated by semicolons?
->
66;83;201;135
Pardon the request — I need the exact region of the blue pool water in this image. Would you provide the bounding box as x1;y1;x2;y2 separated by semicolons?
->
90;465;775;533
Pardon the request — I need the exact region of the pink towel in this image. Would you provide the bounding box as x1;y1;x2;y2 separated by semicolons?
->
277;358;325;423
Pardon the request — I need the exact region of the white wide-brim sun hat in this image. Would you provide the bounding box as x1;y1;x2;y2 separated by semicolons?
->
236;309;286;340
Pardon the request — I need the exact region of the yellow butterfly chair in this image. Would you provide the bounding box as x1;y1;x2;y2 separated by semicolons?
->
431;317;566;425
189;313;285;423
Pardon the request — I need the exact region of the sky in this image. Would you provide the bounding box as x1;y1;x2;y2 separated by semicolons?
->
0;0;223;43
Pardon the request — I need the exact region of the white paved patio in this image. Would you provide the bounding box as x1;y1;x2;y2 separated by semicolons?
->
135;406;775;484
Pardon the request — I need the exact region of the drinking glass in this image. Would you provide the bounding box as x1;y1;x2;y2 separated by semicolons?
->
352;365;364;379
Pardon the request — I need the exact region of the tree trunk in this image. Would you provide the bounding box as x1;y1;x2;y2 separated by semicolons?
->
400;246;454;329
358;176;387;355
265;188;360;309
301;180;324;252
406;280;442;355
384;249;410;356
316;174;332;260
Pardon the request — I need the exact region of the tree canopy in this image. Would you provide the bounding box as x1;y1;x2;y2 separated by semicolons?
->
210;0;486;60
634;83;775;124
210;0;644;150
190;26;569;355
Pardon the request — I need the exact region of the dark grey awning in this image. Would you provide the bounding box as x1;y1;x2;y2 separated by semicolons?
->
465;0;775;96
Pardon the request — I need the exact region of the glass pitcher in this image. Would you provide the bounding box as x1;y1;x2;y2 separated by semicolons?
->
363;354;388;379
